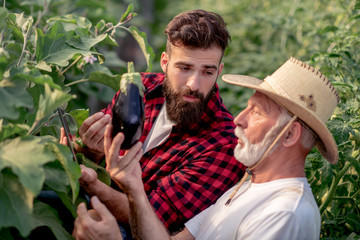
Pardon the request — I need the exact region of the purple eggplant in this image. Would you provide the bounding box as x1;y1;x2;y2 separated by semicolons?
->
111;82;144;149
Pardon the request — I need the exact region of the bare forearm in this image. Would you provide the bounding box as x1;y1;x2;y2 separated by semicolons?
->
85;179;130;223
128;190;171;240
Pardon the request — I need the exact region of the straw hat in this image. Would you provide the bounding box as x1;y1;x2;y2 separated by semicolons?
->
222;57;340;164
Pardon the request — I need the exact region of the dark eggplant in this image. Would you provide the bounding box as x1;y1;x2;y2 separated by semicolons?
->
111;82;144;149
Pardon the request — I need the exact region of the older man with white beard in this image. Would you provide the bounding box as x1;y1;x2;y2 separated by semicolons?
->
73;57;339;240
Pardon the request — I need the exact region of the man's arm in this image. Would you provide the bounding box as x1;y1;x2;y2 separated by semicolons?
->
78;165;130;223
104;125;194;240
74;126;195;240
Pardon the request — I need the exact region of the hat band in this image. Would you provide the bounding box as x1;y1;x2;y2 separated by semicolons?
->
264;76;290;98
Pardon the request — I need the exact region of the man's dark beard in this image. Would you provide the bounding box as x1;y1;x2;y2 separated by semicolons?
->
163;75;215;129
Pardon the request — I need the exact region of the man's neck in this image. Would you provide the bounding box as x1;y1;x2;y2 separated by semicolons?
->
249;153;306;183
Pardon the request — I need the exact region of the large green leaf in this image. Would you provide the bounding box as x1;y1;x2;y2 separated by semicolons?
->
0;78;33;120
0;135;56;195
35;21;100;67
0;169;35;237
128;26;154;72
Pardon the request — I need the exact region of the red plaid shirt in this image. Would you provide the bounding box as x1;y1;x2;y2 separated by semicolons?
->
103;73;245;233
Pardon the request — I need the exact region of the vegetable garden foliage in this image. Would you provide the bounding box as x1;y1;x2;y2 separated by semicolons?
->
155;0;360;239
0;0;154;239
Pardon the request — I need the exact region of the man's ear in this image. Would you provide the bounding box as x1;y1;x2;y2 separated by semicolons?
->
160;52;168;73
218;62;224;76
282;121;302;147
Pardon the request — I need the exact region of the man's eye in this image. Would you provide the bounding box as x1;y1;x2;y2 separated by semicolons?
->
179;66;190;71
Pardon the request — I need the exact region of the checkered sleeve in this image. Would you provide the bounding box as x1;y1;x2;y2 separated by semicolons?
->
147;141;244;232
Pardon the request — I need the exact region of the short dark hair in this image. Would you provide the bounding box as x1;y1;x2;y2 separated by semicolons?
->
164;9;231;56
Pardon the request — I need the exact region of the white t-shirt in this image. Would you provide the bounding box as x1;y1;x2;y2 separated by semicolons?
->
142;103;174;153
185;178;321;240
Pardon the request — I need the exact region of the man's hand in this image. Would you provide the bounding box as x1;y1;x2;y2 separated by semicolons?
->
73;196;123;240
104;125;143;195
76;112;112;161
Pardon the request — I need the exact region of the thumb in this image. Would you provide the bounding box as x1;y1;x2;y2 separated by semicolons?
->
90;196;114;220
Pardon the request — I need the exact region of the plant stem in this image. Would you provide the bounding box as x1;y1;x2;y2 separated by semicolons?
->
17;26;31;67
319;160;353;214
65;78;89;86
61;55;82;75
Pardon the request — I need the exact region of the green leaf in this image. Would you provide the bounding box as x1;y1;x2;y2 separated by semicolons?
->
77;153;111;186
128;26;155;72
47;14;92;31
31;201;74;240
13;71;62;90
67;30;116;50
0;8;8;30
120;4;134;22
46;142;81;202
0;78;33;120
88;71;122;92
35;84;73;122
0;136;56;195
36;21;100;67
69;109;89;129
35;61;52;72
0;169;35;237
95;19;106;32
0;122;29;141
6;12;33;42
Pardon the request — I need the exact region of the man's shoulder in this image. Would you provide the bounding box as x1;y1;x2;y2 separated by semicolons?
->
141;72;165;88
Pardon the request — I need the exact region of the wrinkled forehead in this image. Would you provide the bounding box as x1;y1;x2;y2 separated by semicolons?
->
250;91;283;116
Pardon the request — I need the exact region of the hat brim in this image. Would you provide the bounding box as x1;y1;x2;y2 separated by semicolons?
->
222;74;338;164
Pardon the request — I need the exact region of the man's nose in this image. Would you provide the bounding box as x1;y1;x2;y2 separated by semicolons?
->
234;110;248;129
186;72;201;91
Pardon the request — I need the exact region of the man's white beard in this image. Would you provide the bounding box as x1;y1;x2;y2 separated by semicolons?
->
234;124;283;167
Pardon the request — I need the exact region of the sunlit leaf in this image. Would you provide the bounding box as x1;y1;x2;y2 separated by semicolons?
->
35;84;73;122
128;26;154;72
47;14;92;31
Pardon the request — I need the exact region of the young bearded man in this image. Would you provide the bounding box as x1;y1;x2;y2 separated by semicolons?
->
65;9;245;235
73;57;339;240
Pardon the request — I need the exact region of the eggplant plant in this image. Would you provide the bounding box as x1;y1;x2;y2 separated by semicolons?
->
0;1;154;239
